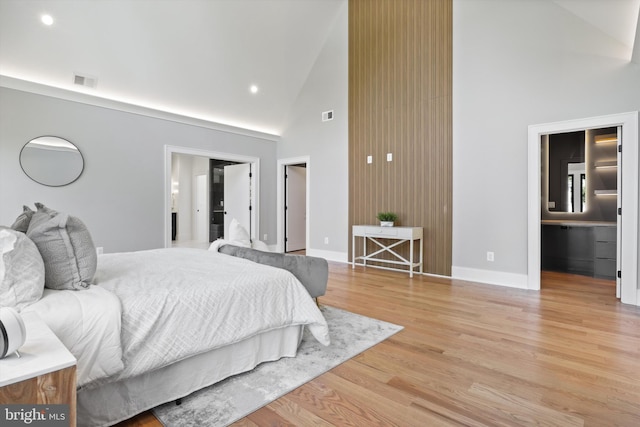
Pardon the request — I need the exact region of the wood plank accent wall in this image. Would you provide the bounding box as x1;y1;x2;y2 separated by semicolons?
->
348;0;452;276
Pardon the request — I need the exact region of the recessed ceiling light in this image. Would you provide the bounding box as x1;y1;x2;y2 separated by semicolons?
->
249;85;259;94
41;14;54;26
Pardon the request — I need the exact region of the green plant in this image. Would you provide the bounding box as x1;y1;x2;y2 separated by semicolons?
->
376;212;398;222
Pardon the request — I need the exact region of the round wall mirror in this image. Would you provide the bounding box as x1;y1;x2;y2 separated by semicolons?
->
19;136;84;187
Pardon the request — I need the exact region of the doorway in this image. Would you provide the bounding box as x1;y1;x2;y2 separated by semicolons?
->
540;126;620;295
209;160;255;242
165;146;260;249
285;164;307;253
277;156;310;254
527;112;638;306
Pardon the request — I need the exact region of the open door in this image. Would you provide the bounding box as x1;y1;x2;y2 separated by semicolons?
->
285;165;306;252
224;163;252;240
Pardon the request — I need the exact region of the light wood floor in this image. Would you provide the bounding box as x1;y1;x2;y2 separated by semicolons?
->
118;265;640;427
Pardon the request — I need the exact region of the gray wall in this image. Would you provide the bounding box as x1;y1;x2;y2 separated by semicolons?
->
453;0;640;277
0;87;278;253
279;1;348;258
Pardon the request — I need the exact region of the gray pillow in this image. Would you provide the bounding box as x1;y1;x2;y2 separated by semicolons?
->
10;205;35;233
26;203;97;290
0;227;45;311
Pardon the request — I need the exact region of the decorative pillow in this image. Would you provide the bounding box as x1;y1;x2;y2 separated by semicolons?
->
26;203;97;290
0;227;45;311
228;218;251;248
10;206;35;233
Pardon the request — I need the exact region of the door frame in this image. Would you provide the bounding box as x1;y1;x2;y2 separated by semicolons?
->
277;156;310;253
284;164;307;252
527;112;638;305
164;145;260;248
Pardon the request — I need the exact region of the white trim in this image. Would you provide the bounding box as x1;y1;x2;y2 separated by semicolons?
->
165;145;261;249
451;266;529;289
1;75;279;142
527;112;639;305
277;156;311;254
306;249;348;263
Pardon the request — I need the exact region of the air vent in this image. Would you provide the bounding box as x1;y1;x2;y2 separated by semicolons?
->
322;110;334;122
73;73;97;88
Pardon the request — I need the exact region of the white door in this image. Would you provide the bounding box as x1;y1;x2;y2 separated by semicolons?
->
224;163;252;240
195;174;208;243
616;126;622;298
285;165;306;252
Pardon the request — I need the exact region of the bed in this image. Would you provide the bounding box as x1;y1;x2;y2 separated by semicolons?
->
3;204;330;426
21;247;330;426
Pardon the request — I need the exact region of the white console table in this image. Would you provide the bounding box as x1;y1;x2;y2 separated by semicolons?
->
352;225;423;277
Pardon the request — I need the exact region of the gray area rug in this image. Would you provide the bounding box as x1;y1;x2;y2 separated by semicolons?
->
153;305;403;426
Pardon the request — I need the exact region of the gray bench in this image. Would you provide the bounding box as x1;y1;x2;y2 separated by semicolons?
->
218;245;328;299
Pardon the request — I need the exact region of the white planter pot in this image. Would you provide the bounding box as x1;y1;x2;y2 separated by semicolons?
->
380;221;394;227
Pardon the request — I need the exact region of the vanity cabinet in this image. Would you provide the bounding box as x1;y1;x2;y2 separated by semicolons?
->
593;226;617;279
542;224;594;276
541;223;617;279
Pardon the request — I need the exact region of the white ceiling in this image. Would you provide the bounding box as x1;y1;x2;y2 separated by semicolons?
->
552;0;640;53
0;0;638;136
0;0;345;135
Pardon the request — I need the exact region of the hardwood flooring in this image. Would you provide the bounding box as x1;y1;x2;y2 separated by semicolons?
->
118;265;640;427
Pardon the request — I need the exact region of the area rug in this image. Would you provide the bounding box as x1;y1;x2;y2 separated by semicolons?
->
153;306;403;426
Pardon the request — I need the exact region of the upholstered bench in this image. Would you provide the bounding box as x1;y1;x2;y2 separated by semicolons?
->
218;245;328;299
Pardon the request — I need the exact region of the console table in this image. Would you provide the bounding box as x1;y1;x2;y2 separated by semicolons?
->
352;225;423;277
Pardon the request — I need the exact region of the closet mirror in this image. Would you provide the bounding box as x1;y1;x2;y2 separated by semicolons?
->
20;136;84;186
546;130;586;213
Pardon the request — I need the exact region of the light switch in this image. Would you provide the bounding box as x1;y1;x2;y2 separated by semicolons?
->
367;155;373;164
387;153;393;162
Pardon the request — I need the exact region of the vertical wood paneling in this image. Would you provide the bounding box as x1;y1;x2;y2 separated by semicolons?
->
349;0;452;276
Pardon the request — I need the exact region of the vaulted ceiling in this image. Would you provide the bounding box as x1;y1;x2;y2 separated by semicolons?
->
0;0;638;136
0;0;345;136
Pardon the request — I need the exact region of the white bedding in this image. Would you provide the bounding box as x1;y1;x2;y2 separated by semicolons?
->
23;285;124;387
25;248;329;390
91;248;329;387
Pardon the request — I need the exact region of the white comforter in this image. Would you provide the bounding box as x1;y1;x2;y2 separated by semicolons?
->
26;248;330;389
92;248;329;386
23;285;124;387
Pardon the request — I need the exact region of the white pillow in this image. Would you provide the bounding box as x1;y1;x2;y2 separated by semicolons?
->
228;218;251;248
0;227;45;311
251;240;270;252
0;229;15;284
208;239;227;252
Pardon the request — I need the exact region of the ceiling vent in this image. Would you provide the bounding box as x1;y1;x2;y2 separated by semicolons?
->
73;73;97;89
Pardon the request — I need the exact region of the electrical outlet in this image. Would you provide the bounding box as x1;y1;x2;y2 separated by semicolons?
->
367;155;373;164
263;234;267;241
324;237;329;244
486;251;494;262
387;152;393;162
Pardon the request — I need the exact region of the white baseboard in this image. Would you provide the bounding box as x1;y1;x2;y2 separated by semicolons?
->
306;249;349;263
451;266;529;289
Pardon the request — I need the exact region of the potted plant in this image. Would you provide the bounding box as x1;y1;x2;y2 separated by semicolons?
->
377;212;398;227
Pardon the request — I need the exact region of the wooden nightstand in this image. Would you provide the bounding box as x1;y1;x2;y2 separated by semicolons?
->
0;311;77;427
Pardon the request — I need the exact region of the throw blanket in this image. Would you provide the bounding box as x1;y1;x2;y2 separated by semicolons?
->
92;248;329;387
